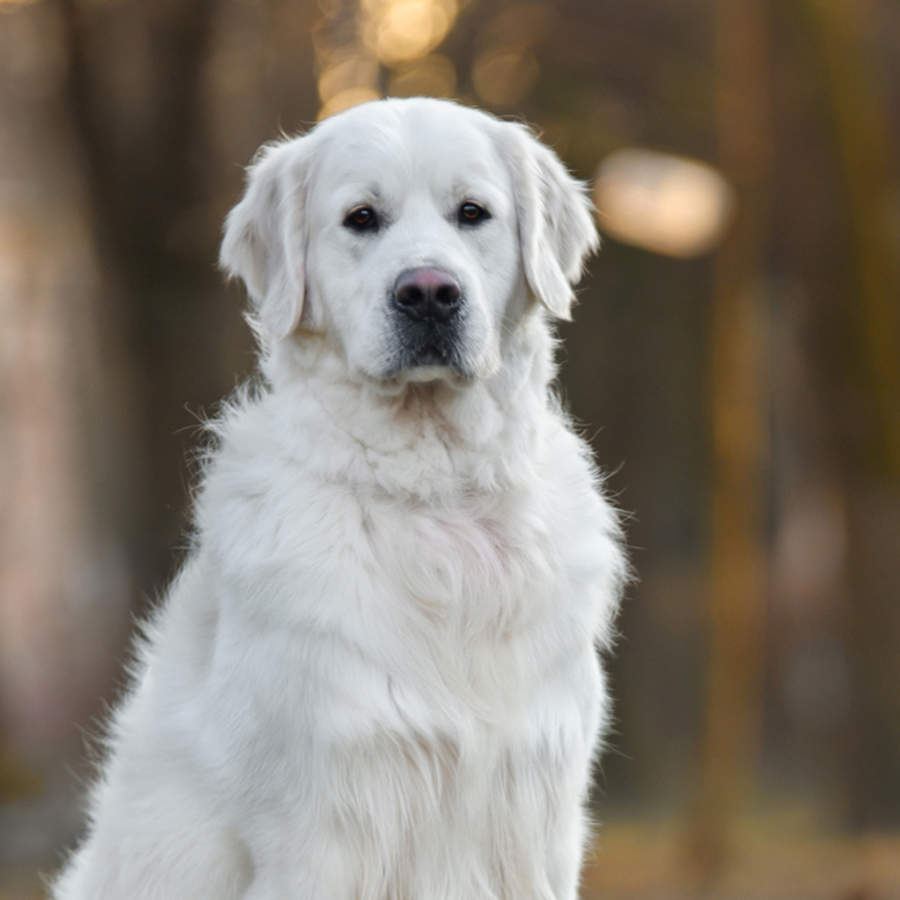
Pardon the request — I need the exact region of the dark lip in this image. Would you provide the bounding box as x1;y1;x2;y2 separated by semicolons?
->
389;305;466;375
386;356;461;376
383;341;467;379
411;345;451;365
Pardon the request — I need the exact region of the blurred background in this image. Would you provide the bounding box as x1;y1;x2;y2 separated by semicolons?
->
1;0;898;897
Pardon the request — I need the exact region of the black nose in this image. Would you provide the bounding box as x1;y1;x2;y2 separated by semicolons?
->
393;267;462;323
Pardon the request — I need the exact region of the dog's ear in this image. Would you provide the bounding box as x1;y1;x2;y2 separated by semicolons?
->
220;138;310;342
499;124;599;321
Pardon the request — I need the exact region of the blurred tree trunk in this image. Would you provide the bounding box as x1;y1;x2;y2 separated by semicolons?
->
690;0;772;877
1;0;292;859
803;0;900;827
57;0;224;592
0;1;133;850
802;0;900;476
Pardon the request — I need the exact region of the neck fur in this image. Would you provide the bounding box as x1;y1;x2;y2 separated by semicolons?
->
256;313;558;501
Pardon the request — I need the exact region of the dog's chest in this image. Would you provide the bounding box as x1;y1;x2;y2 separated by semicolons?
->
361;488;561;632
323;490;596;794
202;426;614;896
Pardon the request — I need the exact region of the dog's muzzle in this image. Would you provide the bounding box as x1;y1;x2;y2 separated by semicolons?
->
391;267;465;371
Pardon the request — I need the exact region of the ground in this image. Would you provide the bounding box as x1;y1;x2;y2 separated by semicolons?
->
5;821;899;900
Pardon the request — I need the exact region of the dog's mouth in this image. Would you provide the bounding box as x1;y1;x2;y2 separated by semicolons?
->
388;354;468;385
387;319;468;381
409;343;453;367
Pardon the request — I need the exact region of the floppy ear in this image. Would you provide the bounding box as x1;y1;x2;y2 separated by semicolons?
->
219;138;309;342
500;124;600;321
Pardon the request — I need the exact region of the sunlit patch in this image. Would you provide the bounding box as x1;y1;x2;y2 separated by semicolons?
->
318;54;380;108
472;49;539;108
318;86;382;121
594;149;736;258
387;54;456;98
361;0;458;66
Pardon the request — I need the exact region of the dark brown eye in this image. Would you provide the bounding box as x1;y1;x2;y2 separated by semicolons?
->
459;202;489;225
344;206;378;232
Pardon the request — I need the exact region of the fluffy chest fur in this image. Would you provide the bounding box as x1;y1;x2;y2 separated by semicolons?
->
155;367;623;898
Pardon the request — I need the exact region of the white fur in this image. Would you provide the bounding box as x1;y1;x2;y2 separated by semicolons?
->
53;98;626;900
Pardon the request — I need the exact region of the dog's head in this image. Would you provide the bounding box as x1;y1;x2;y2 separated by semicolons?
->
220;98;598;386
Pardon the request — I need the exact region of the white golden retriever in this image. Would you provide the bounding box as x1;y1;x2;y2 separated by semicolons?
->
53;97;626;900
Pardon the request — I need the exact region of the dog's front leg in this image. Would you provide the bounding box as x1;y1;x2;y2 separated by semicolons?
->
545;802;591;900
541;647;605;900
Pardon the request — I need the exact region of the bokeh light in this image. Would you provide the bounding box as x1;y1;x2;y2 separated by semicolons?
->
317;84;381;120
317;54;379;107
594;148;736;258
361;0;458;66
387;53;456;98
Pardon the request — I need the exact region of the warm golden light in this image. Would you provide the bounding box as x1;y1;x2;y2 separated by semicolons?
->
387;54;456;98
317;86;382;121
317;54;379;107
361;0;458;66
594;149;736;258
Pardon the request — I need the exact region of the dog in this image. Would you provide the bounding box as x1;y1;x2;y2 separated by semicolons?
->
53;97;626;900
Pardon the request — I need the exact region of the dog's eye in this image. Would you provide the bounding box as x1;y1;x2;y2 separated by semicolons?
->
344;206;378;232
458;202;490;226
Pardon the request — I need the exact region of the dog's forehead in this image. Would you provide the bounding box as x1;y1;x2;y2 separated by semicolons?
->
310;100;510;201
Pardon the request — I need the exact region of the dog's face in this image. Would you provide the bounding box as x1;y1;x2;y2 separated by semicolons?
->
304;103;520;382
220;98;598;386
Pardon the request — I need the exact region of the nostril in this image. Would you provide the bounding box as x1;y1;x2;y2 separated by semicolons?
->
397;284;425;307
435;283;461;306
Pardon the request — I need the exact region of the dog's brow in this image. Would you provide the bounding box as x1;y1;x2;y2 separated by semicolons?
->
334;182;384;205
450;178;506;210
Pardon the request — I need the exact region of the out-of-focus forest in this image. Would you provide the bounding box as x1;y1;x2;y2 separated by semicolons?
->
1;0;898;897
